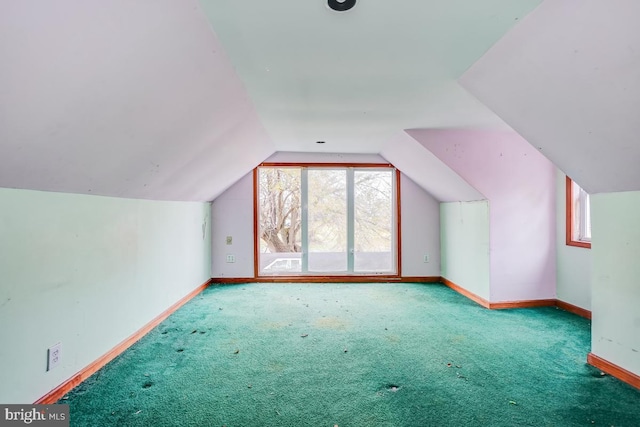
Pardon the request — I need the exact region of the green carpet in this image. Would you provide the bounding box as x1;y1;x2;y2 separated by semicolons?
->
60;283;640;426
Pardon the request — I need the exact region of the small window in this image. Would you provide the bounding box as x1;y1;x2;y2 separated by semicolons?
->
566;176;591;248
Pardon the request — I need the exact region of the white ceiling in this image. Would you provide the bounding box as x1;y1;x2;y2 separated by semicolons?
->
199;0;541;153
14;0;636;202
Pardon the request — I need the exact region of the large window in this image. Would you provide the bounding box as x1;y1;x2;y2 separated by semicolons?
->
566;176;591;248
256;164;399;276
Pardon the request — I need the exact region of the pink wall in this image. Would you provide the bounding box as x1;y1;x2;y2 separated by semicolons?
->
409;129;556;302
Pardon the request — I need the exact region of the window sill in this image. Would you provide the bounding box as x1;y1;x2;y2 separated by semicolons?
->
566;240;591;249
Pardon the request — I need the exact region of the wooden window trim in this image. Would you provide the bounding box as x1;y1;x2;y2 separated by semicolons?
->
566;176;591;249
253;163;402;278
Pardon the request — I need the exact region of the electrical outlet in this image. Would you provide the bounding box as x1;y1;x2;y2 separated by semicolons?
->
423;254;430;263
226;254;235;263
226;236;232;245
47;343;62;371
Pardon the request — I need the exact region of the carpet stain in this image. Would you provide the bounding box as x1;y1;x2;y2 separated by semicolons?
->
451;334;466;343
385;334;400;343
142;381;153;389
314;317;348;330
268;362;285;372
260;321;288;330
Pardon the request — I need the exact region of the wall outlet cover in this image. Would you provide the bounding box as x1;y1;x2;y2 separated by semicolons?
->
47;343;62;371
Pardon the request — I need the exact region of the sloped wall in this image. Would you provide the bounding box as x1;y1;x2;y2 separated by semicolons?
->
0;188;211;403
460;0;640;194
410;129;556;302
380;131;484;202
0;1;274;201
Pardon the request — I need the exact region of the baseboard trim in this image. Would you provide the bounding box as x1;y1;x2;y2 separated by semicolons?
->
440;277;491;308
33;276;598;403
556;300;592;319
215;276;592;319
211;276;441;284
213;276;404;284
588;353;640;390
489;299;557;309
397;276;441;283
35;279;212;404
210;277;255;284
440;278;590;316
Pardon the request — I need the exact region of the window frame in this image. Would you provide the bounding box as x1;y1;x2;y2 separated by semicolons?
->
253;162;402;279
565;176;591;249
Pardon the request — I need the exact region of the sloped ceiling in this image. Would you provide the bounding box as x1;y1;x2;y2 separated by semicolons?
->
0;1;274;201
380;132;484;202
199;0;540;153
0;0;547;202
460;0;640;194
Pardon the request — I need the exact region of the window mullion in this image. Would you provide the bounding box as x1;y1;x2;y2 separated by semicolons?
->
301;168;309;273
347;168;355;273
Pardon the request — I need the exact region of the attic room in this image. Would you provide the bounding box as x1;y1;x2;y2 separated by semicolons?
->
1;0;639;425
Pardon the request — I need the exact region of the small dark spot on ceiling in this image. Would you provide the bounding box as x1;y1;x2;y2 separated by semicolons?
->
328;0;356;12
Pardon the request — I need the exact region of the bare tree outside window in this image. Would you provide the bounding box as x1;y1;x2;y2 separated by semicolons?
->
259;168;301;254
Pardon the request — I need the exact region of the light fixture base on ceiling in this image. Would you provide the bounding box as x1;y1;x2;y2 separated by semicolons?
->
328;0;356;12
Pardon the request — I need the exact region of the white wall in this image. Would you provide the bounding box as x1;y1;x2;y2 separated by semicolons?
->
555;170;591;310
211;172;255;278
591;191;640;376
0;188;211;404
440;201;491;300
211;153;441;278
401;175;440;277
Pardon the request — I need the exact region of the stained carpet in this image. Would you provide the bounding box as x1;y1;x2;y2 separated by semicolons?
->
60;283;640;426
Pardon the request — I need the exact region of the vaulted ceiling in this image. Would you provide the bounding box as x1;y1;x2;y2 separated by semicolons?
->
461;0;640;194
1;0;637;201
199;0;540;153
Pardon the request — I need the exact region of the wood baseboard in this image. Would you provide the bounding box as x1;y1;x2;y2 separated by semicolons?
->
397;276;441;283
210;277;254;284
556;300;592;319
440;277;490;308
489;299;557;309
35;276;596;404
212;276;400;284
588;353;640;390
35;279;212;404
222;276;590;320
211;276;440;284
440;277;589;315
